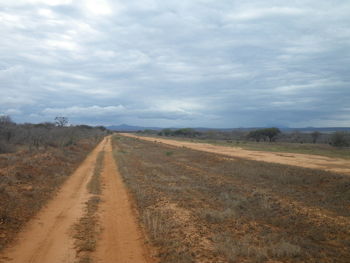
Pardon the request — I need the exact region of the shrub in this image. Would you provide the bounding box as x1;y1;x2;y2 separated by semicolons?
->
0;141;15;153
330;132;349;147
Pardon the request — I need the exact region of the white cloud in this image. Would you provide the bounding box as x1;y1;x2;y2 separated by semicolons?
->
227;7;304;21
0;96;35;107
83;0;119;16
38;8;55;18
42;105;126;116
3;108;22;115
0;0;73;6
45;39;80;51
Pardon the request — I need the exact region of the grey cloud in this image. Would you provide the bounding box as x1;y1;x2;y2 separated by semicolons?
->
0;0;349;127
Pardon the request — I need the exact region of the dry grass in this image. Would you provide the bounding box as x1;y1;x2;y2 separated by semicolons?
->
144;134;350;159
73;196;101;263
112;135;350;263
73;150;104;263
0;139;100;251
87;151;104;195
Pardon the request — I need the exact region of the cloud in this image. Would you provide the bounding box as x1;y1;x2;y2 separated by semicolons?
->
42;105;126;116
0;0;73;6
0;0;349;127
82;0;116;16
2;108;22;115
227;7;304;21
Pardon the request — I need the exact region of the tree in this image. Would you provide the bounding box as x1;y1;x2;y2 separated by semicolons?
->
54;117;68;127
0;115;13;126
173;128;200;137
330;132;349;147
247;130;265;142
311;131;321;144
247;128;281;142
0;115;15;142
263;128;281;142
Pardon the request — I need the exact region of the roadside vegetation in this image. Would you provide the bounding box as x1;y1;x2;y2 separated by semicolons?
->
112;135;350;263
0;115;108;251
137;127;350;159
74;151;104;263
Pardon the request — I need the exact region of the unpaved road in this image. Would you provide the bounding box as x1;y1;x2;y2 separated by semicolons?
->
95;137;151;263
0;137;150;263
122;134;350;175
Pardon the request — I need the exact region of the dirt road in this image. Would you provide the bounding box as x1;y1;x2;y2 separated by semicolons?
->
0;137;150;263
94;137;151;263
122;134;350;175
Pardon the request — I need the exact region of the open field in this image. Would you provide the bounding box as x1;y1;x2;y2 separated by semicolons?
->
123;133;350;175
137;134;350;160
113;135;350;263
1;133;349;263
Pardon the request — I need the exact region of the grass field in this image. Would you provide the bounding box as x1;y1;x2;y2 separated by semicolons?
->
113;135;350;263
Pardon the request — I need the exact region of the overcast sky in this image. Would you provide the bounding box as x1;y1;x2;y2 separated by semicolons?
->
1;0;349;128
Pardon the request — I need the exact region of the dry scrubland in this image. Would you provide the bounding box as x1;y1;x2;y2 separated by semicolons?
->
0;125;107;250
113;135;350;263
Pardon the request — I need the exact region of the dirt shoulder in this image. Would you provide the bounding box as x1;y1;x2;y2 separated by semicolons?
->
122;133;350;175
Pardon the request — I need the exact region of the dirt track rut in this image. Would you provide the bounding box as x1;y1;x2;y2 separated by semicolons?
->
0;137;150;263
122;133;350;175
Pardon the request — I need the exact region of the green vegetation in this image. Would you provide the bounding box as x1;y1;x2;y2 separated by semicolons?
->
165;151;174;156
158;128;201;137
247;127;281;142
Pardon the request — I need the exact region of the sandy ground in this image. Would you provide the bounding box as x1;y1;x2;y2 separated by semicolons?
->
0;137;151;263
122;134;350;175
94;137;151;263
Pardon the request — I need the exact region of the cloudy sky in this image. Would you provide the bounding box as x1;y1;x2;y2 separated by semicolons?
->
1;0;349;128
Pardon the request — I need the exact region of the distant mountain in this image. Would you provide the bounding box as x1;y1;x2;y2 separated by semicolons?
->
281;127;350;133
107;124;350;133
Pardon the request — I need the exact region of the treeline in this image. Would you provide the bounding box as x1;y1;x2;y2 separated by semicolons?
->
157;128;201;137
138;127;350;147
0;115;109;153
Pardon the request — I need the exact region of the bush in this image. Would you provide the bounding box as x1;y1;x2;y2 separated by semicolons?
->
0;117;108;153
0;141;15;154
330;132;349;147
